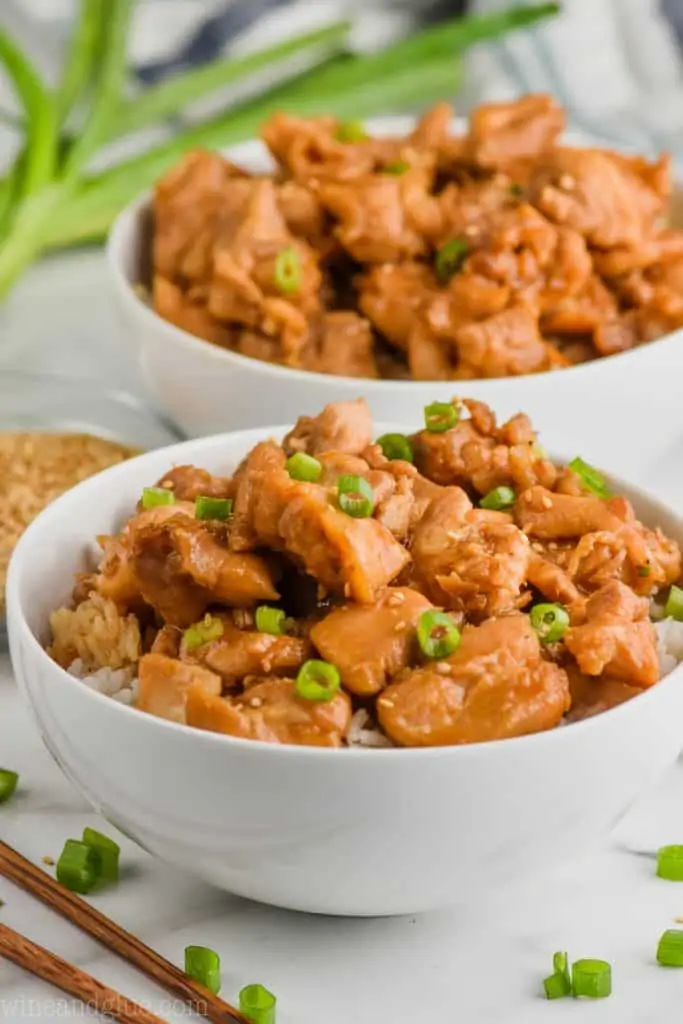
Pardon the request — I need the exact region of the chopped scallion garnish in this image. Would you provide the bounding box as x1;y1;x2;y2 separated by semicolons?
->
543;972;570;999
417;610;461;660
185;945;221;995
664;585;683;622
273;247;301;295
530;603;569;644
183;614;224;651
571;959;611;999
255;606;287;636
568;457;611;499
435;238;469;283
424;401;459;433
656;844;683;880
142;486;175;509
384;160;409;175
286;452;322;483
479;486;515;511
337;475;374;518
335;120;367;142
295;660;341;702
0;769;18;805
82;827;120;883
239;983;277;1024
56;839;100;894
376;433;414;463
195;496;232;521
657;930;683;967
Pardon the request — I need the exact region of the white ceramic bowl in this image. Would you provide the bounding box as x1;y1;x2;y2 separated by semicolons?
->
8;422;683;916
106;117;683;483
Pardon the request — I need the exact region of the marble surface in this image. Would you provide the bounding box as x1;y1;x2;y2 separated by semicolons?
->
4;250;683;1021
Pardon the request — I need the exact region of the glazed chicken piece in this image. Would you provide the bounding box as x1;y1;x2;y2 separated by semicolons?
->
279;488;410;603
152;465;234;502
515;486;625;539
565;664;641;723
150;625;182;658
276;179;331;251
129;513;280;626
153;277;236;347
567;524;681;596
153;149;245;284
283;398;373;457
411;488;530;616
564;580;660;688
261;113;376;182
593;229;683;279
230;441;294;552
310;587;434;696
461;94;565;172
358;263;439;350
528;146;668;249
453;303;553;379
182;615;310;683
186;676;352;747
318;168;442;263
526;550;580;605
377;614;570;746
304;312;379;378
137;653;221;724
207;179;322;361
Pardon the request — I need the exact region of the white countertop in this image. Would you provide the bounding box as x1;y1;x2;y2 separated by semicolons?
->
4;249;683;1022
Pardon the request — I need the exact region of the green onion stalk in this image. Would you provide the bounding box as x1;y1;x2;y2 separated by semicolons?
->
0;2;558;299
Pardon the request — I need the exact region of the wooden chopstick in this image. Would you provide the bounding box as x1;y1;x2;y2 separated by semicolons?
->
0;840;247;1024
0;922;167;1024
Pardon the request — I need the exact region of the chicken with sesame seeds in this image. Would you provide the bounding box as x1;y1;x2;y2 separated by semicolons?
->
49;397;683;748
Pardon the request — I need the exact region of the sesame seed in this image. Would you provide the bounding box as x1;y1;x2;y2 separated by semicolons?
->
249;697;263;708
559;174;575;190
387;591;405;606
42;856;55;867
435;662;451;675
541;496;553;509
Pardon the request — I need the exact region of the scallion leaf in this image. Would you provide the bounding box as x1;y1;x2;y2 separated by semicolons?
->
0;769;19;804
185;946;221;995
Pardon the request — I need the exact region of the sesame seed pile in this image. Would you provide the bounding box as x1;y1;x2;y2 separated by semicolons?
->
0;433;137;614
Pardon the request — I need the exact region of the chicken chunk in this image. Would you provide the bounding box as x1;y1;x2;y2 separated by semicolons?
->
130;513;280;626
279;489;410;603
567;525;681;596
564;581;659;687
183;616;310;682
310;587;433;696
358;263;439;350
283;398;373;457
515;486;624;539
377;615;569;746
229;441;293;552
153;465;234;502
138;653;222;724
466;94;565;171
453;304;552;379
186;677;352;747
305;312;379;379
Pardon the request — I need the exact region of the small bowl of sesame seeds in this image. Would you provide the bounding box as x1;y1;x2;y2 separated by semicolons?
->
0;371;180;632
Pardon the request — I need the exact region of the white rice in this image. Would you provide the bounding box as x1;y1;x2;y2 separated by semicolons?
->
68;658;139;706
346;708;394;749
654;618;683;677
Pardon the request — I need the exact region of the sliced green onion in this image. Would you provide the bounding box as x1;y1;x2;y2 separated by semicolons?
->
530;603;569;644
509;183;524;197
571;959;611;999
195;496;232;521
184;945;221;995
384;160;409;175
183;615;225;651
532;442;549;460
480;486;516;511
142;486;175;509
286;452;322;482
336;120;367;142
295;660;341;702
376;433;414;463
657;930;683;967
0;769;18;804
543;972;570;1000
553;951;571;988
82;827;120;883
274;247;301;295
435;238;469;283
638;564;651;577
568;456;611;499
56;839;100;894
255;606;287;636
424;401;459;433
656;844;683;880
239;983;277;1024
417;610;461;660
664;585;683;622
337;475;374;518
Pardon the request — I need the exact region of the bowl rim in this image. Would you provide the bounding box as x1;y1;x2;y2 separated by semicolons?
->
8;422;683;763
106;114;683;393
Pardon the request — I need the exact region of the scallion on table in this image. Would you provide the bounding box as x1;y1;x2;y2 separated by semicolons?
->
240;983;277;1024
0;769;19;804
184;945;221;995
